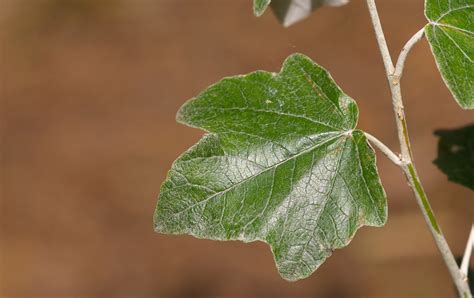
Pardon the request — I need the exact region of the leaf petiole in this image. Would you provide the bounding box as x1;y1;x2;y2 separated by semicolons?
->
364;132;403;166
394;27;425;81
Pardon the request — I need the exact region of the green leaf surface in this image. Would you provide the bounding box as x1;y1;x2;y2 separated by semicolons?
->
253;0;349;26
424;0;474;109
253;0;272;16
154;54;387;281
434;124;474;190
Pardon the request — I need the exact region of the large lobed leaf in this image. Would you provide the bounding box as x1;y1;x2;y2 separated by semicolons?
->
434;124;474;190
253;0;349;27
424;0;474;109
154;54;387;281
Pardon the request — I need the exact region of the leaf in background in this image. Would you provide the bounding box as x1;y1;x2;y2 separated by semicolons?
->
424;0;474;109
434;124;474;190
154;54;387;281
253;0;349;27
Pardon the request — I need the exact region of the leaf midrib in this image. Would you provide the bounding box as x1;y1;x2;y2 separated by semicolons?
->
435;25;473;63
187;106;343;131
430;22;474;36
432;4;474;23
168;131;348;218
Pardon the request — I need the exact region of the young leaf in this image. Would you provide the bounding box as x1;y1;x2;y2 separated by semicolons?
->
253;0;349;27
424;0;474;109
154;54;387;281
434;124;474;190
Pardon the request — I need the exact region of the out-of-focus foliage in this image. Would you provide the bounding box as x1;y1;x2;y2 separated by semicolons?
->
434;124;474;190
253;0;349;27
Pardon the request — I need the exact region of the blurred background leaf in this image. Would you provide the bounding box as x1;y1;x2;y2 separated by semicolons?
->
434;124;474;191
254;0;349;27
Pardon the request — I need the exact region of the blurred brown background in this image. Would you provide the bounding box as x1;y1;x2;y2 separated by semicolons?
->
1;0;473;297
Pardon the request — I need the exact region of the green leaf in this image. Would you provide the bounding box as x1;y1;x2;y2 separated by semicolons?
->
434;124;474;190
253;0;272;17
154;54;387;281
424;0;474;109
253;0;349;27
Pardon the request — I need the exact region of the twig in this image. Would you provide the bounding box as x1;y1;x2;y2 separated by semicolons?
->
364;132;403;166
365;0;472;297
366;0;411;160
461;225;474;277
365;0;394;77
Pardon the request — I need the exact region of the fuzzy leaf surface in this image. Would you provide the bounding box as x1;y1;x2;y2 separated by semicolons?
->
425;0;474;109
253;0;349;26
154;54;387;281
434;124;474;190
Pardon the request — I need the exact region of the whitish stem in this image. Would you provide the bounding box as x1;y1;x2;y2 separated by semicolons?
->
394;28;425;80
364;132;403;166
461;225;474;277
365;0;394;77
365;0;472;297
